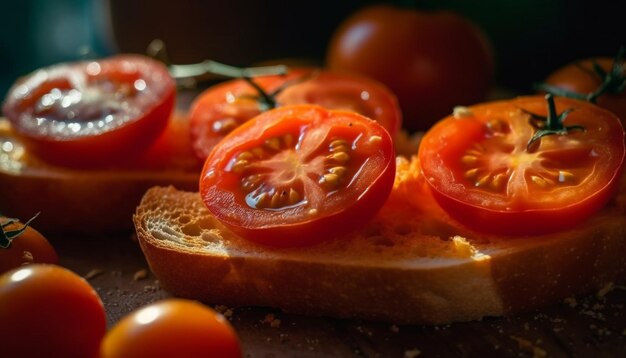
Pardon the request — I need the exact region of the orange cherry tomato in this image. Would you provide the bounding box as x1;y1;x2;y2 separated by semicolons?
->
100;299;242;358
326;4;494;131
0;264;106;358
543;55;626;123
418;96;625;235
200;104;396;247
2;55;175;168
189;67;401;160
0;215;58;274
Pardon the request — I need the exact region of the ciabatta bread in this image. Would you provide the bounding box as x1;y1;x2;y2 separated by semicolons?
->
134;156;626;324
0;115;200;233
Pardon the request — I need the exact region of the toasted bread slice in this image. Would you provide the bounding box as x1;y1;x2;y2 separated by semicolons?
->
0;115;200;233
134;157;626;324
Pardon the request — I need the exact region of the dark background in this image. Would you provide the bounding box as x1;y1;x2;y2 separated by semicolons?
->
1;0;624;101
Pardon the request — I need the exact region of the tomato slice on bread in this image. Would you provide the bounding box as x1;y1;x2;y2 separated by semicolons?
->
3;55;175;168
200;104;396;247
419;96;625;236
189;67;401;160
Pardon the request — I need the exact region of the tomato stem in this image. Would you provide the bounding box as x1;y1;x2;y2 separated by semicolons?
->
146;39;288;83
525;94;585;151
237;71;318;112
0;212;40;249
242;76;277;110
536;45;625;103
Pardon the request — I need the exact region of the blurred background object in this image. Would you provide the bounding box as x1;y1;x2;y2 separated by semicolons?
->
1;0;624;101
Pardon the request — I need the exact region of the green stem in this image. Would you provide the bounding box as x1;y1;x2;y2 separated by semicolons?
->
0;212;40;249
526;94;584;151
168;60;286;80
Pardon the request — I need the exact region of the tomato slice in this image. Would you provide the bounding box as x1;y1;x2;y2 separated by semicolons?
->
418;96;625;236
2;55;175;167
200;104;396;247
189;67;401;160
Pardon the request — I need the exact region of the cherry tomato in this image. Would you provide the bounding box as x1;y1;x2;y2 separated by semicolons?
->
326;4;494;131
0;215;58;274
100;299;242;358
2;55;175;168
543;56;626;123
189;67;401;160
0;264;106;358
200;104;396;247
418;96;625;236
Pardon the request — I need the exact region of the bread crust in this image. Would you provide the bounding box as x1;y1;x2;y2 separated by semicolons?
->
134;179;626;324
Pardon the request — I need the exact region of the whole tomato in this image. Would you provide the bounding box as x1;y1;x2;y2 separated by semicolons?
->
100;299;242;358
326;5;495;131
0;264;106;358
541;49;626;124
0;214;58;274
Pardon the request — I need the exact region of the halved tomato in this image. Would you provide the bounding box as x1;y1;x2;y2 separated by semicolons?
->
2;55;175;168
189;67;401;160
200;104;396;247
418;96;625;236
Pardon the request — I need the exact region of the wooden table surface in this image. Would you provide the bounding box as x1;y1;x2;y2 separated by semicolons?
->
55;232;625;358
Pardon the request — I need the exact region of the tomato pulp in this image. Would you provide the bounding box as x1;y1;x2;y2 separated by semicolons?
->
419;96;625;235
200;105;396;247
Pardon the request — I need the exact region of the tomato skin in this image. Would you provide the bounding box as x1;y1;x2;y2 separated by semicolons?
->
2;55;175;168
0;264;106;358
189;67;401;160
544;57;626;124
418;96;625;236
326;5;494;131
200;104;396;247
0;217;58;274
100;299;242;358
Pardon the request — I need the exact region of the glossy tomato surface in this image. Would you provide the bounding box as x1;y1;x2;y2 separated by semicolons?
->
326;4;494;131
200;104;396;247
419;96;625;235
2;55;175;168
189;67;401;159
100;299;241;358
0;216;57;274
543;57;626;123
0;264;106;358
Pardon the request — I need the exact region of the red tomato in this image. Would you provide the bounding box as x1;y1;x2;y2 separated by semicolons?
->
326;5;494;131
0;215;58;274
100;299;242;358
189;67;401;160
418;96;625;235
0;264;106;358
2;55;175;168
200;104;396;247
543;56;626;123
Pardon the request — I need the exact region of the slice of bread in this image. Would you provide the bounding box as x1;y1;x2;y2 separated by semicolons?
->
0;115;200;233
134;156;626;324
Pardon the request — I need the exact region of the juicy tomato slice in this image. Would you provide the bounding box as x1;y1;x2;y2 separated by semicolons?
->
2;55;175;168
418;96;625;236
200;104;396;247
189;67;401;160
